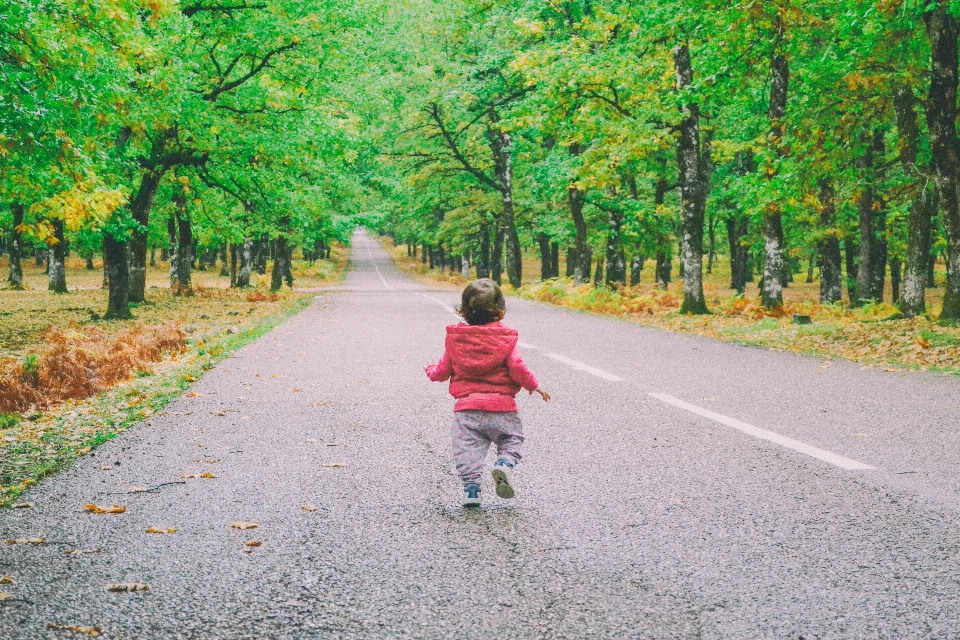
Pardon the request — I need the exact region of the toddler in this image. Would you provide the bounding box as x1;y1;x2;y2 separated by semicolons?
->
425;278;550;507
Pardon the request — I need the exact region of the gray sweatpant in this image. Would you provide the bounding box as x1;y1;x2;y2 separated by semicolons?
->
451;410;524;486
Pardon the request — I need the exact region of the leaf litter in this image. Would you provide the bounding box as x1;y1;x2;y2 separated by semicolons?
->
231;521;259;530
46;624;102;636
83;503;126;514
105;583;149;592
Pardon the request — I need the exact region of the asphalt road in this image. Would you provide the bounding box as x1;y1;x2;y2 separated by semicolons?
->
2;229;960;639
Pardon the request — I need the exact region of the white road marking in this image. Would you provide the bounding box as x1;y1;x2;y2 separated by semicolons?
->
367;246;393;290
544;353;625;382
418;294;460;319
517;341;537;349
648;392;876;471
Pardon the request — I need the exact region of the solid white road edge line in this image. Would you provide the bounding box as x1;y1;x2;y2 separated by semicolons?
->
517;341;537;349
367;245;393;290
544;353;625;382
648;392;876;471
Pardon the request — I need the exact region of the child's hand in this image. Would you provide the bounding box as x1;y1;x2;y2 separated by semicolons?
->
532;388;551;402
424;361;436;371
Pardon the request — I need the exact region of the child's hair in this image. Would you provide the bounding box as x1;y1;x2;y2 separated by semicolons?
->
458;278;506;325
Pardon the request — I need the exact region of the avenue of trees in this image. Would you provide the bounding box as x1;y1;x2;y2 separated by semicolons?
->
6;0;960;321
363;0;960;319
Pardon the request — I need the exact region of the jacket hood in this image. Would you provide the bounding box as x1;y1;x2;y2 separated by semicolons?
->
445;322;518;377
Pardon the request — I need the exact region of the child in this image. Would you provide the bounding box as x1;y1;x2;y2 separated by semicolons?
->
425;278;550;507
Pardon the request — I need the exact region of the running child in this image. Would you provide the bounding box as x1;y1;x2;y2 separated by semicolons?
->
425;278;550;507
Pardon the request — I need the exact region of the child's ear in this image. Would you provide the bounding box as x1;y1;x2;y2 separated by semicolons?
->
496;309;506;320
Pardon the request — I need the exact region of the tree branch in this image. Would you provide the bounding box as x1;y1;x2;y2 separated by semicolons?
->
182;3;267;17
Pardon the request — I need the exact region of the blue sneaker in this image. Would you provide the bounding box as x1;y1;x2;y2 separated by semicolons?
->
491;458;515;499
462;483;481;507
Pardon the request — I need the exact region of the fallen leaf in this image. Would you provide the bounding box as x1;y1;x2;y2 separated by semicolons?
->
7;537;45;545
325;443;339;447
245;541;262;547
180;472;216;479
311;401;329;407
197;444;205;448
301;504;318;512
46;624;102;636
0;593;11;601
84;504;126;514
321;462;348;468
145;527;177;534
882;368;900;373
106;583;149;592
293;388;303;392
700;397;716;401
184;375;199;382
100;466;111;470
184;391;203;397
63;548;102;555
11;502;33;509
0;576;13;584
231;521;259;530
393;464;407;469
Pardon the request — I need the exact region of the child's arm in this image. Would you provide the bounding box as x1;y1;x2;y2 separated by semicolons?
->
424;351;453;382
506;347;550;401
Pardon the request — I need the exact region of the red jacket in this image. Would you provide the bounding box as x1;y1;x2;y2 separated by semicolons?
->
425;322;539;412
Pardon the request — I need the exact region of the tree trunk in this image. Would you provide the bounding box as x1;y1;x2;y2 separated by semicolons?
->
48;218;67;293
593;257;605;287
761;34;789;310
856;130;887;304
707;210;716;274
237;239;252;287
255;234;268;274
168;212;178;288
271;235;290;291
491;228;504;285
674;44;709;314
890;256;903;303
925;3;960;319
230;244;238;287
818;180;843;303
630;255;644;286
102;237;109;289
551;242;560;278
605;209;626;288
8;202;23;288
656;251;671;289
726;216;749;294
895;85;935;318
220;245;229;277
36;249;45;268
477;225;490;278
160;246;168;262
498;132;522;288
86;255;95;270
103;233;132;319
174;194;193;295
149;246;156;267
538;233;552;281
568;144;589;285
284;243;294;287
844;238;858;302
128;168;164;303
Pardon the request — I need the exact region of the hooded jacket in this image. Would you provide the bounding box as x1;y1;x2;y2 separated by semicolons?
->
425;322;539;412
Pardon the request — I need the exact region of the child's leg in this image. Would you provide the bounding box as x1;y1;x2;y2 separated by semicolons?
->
451;412;493;486
492;412;525;466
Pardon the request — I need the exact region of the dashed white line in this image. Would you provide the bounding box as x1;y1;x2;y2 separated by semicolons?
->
517;341;537;349
367;246;393;290
648;392;876;471
543;353;625;382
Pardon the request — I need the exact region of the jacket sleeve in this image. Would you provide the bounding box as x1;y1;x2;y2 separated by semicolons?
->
425;350;453;382
506;346;539;391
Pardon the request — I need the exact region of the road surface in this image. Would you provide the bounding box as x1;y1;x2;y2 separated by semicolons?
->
2;229;960;638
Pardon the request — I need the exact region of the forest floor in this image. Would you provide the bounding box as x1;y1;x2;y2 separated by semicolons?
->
383;238;960;377
0;248;347;507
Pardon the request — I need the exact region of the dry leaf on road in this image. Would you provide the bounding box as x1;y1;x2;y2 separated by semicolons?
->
245;541;262;547
83;504;126;514
46;624;101;636
393;464;408;469
0;576;13;584
106;583;149;592
11;503;33;509
321;462;348;468
231;521;259;530
184;391;203;397
293;388;303;392
63;548;101;555
145;527;177;534
181;472;216;479
0;593;12;601
7;537;45;544
301;505;318;512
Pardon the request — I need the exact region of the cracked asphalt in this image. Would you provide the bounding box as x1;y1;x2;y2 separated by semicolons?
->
2;229;960;639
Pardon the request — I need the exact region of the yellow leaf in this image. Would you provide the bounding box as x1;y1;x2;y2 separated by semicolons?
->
0;576;13;584
7;537;45;545
301;504;318;512
231;521;259;530
145;527;177;534
321;462;348;468
245;541;262;547
83;503;126;514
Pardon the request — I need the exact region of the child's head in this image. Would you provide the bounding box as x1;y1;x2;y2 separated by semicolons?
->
458;278;506;325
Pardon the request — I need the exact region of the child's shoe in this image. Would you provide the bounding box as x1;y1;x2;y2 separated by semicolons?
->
462;483;481;507
491;458;515;499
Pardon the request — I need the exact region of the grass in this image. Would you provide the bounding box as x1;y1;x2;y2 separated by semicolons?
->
0;247;347;507
380;236;960;376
